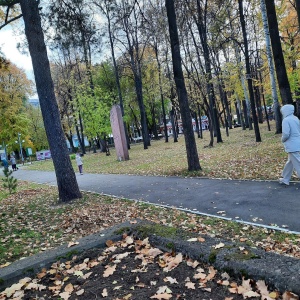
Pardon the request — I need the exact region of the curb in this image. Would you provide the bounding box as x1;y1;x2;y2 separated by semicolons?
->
130;221;300;295
0;222;130;291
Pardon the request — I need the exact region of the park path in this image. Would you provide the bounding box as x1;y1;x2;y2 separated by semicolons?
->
12;169;300;234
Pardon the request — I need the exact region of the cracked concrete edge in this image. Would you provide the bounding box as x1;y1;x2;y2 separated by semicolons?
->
0;221;132;291
1;220;300;295
129;221;300;295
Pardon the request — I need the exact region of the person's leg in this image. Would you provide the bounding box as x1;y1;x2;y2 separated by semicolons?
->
289;152;300;178
281;153;294;184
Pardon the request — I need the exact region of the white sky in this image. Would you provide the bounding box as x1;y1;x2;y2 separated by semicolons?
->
0;26;37;98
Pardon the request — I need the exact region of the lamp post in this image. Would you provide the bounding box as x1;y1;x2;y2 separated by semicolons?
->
16;133;24;164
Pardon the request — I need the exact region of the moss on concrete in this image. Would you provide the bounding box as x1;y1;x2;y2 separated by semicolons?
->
134;223;178;239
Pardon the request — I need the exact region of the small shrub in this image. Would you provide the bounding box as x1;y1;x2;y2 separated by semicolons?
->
70;154;76;160
2;168;17;194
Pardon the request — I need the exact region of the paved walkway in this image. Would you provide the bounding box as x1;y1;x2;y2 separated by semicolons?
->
11;169;300;234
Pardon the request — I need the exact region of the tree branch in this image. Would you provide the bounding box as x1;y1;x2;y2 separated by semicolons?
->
0;12;23;30
0;0;20;6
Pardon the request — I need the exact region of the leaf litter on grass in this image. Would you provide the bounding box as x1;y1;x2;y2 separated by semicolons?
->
1;235;294;300
1;183;300;269
24;124;293;182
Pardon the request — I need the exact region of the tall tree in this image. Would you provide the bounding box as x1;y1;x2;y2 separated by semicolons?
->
93;0;131;149
264;0;293;105
295;0;300;30
185;0;223;144
19;0;82;202
238;0;261;142
165;0;201;171
115;0;150;149
0;61;31;147
260;0;281;133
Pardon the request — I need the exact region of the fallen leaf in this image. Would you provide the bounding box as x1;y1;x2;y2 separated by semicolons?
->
282;291;299;300
164;277;178;284
74;271;84;277
64;283;74;293
185;281;195;289
76;289;85;296
243;290;260;298
59;291;70;300
102;288;108;297
67;241;79;248
256;280;274;300
206;266;216;281
103;264;117;277
82;272;93;279
198;237;205;242
187;238;198;242
150;293;172;299
3;283;24;297
186;259;199;268
148;248;163;258
156;286;172;294
217;280;230;286
214;242;225;249
0;262;11;268
19;277;32;285
125;236;134;245
105;240;114;247
163;253;183;272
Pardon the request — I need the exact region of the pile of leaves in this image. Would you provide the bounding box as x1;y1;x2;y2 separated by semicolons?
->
2;235;298;300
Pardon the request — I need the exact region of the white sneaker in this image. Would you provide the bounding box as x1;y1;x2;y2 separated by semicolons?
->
279;178;289;186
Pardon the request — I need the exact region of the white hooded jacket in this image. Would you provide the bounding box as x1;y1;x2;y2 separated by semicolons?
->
280;104;300;152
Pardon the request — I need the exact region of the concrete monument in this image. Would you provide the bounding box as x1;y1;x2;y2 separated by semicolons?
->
110;105;129;161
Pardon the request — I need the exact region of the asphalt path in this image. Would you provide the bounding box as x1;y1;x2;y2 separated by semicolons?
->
11;168;300;234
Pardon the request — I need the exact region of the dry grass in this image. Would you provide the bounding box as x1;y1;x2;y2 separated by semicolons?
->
26;122;289;181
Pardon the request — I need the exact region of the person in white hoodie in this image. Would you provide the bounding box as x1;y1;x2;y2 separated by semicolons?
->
75;152;83;175
279;104;300;185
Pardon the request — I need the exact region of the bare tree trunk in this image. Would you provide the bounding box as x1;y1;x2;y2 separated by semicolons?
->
260;0;281;133
20;0;81;202
197;103;203;139
165;0;201;171
264;0;293;105
154;44;169;143
238;0;261;142
295;0;300;30
95;1;131;149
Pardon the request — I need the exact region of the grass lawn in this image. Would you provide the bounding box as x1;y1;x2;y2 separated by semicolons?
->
25;122;288;181
1;122;299;268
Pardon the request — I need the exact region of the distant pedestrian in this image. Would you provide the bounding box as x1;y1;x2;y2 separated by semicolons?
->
76;152;83;175
10;156;18;171
279;104;300;185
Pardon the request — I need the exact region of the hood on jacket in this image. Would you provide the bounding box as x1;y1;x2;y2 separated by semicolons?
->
281;104;294;119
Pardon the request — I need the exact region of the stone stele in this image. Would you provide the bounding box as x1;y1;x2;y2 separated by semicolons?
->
110;104;129;161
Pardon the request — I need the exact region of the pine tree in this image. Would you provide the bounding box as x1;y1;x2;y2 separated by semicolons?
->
2;168;17;194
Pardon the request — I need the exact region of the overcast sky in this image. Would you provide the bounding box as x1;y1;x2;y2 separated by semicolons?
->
0;25;37;99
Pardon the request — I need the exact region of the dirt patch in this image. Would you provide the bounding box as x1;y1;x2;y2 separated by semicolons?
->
1;235;286;300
